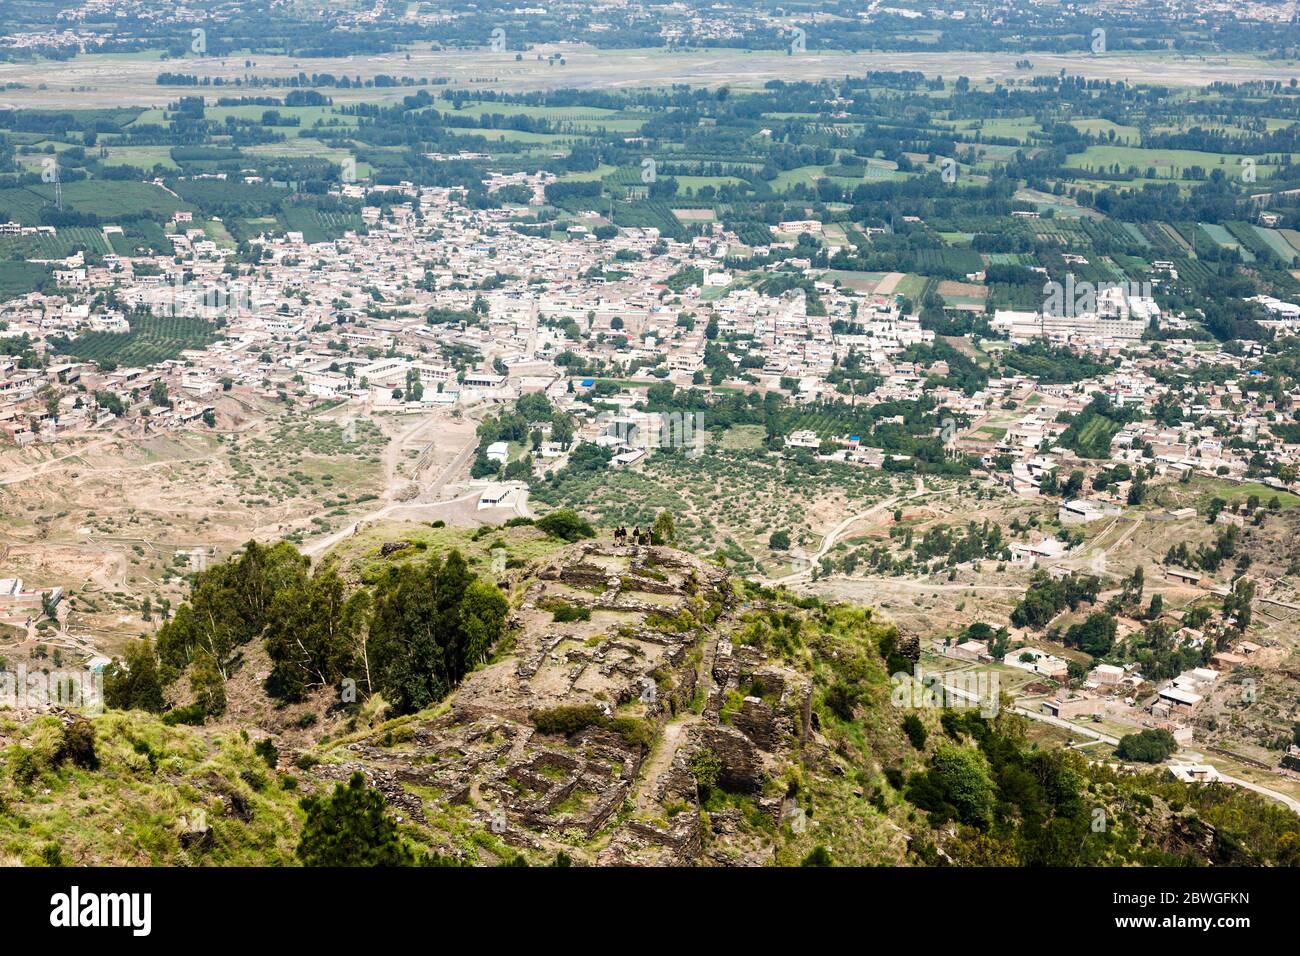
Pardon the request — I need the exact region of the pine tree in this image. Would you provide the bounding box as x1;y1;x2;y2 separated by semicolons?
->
297;772;415;867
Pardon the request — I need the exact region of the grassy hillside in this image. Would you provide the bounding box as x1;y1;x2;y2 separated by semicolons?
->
0;534;1296;867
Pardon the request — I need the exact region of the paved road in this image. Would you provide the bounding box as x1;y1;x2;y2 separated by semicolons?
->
1014;707;1300;814
941;680;1300;814
1008;704;1121;744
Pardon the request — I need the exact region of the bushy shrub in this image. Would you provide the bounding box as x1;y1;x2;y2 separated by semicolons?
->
9;747;39;786
529;705;606;737
551;602;591;623
162;702;207;726
902;714;928;750
535;509;595;542
253;737;279;769
607;716;654;750
61;719;98;769
688;748;722;797
1115;729;1176;764
297;771;416;867
801;845;832;867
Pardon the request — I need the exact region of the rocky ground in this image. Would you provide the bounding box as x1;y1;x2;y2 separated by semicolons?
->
298;541;819;865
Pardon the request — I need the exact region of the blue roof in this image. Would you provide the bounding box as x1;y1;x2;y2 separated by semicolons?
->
580;379;595;387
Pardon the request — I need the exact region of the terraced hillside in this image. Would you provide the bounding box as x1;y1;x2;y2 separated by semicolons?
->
1;537;1298;867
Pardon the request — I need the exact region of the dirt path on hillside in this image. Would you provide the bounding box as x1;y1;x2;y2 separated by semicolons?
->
633;714;702;810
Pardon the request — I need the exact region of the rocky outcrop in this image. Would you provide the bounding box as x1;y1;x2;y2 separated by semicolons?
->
306;544;782;866
692;724;764;794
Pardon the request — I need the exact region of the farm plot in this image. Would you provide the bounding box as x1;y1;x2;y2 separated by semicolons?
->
53;315;221;367
1252;226;1298;264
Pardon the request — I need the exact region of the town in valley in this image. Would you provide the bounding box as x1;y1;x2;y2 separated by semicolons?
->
0;0;1299;872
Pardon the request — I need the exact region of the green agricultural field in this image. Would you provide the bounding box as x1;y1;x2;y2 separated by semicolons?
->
244;139;361;163
0;185;57;224
1200;221;1246;255
1068;145;1272;180
1189;478;1300;512
1068;118;1141;143
276;205;363;243
672;175;745;194
0;260;52;301
445;101;649;133
1251;226;1297;264
132;104;357;132
770;166;825;191
950;117;1041;143
0;226;111;259
891;274;932;299
23;180;187;221
52;314;221;367
559;164;619;183
97;146;179;171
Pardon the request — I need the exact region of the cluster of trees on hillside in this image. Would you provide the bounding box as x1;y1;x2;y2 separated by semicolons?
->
908;519;1007;565
1009;569;1101;629
107;540;509;719
1163;524;1243;574
472;392;575;481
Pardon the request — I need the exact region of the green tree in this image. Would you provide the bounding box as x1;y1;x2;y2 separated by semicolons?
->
264;569;367;702
1115;729;1176;763
190;648;227;718
801;845;832;866
61;719;98;769
651;510;677;545
368;551;508;715
1223;576;1256;631
155;540;308;680
405;368;424;402
929;744;994;827
297;772;416;866
902;714;928;750
1206;497;1227;523
104;638;165;713
535;509;595;542
1064;611;1117;658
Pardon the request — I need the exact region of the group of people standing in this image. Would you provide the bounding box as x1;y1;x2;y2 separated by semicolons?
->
613;526;653;546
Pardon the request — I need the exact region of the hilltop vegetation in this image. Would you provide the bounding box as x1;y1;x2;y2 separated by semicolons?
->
0;536;1296;867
